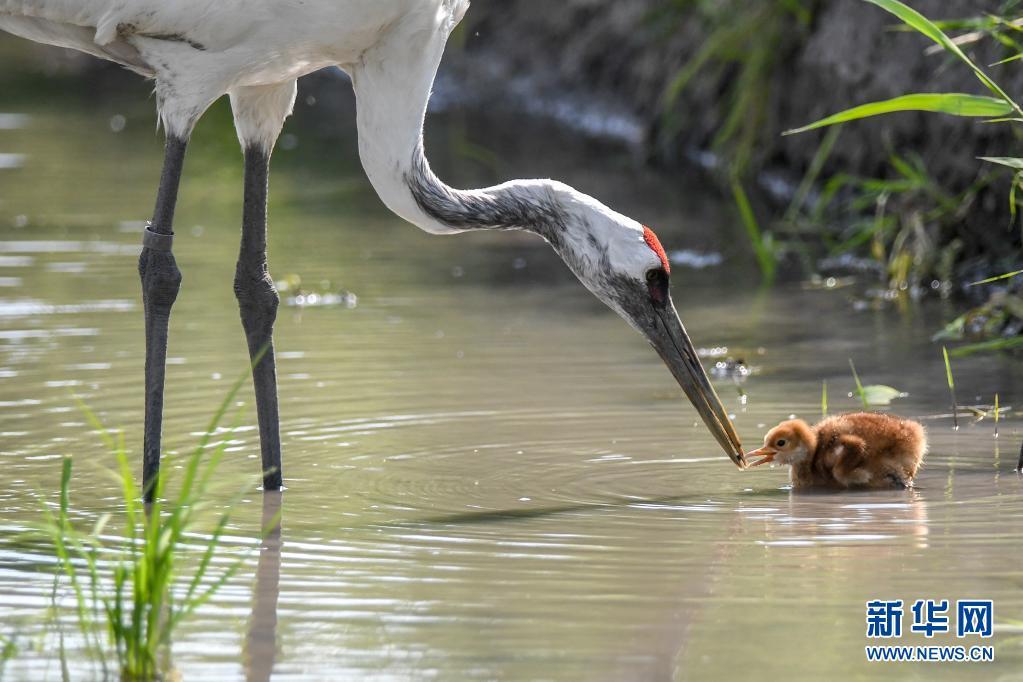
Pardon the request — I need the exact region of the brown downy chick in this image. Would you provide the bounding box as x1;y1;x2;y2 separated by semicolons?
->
747;413;926;490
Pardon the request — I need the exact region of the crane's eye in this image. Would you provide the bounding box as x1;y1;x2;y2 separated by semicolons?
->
775;439;787;448
645;268;669;306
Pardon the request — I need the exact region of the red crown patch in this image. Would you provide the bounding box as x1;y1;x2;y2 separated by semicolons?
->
643;226;670;274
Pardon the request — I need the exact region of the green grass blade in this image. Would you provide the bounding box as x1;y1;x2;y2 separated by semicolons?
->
991;52;1023;66
967;269;1023;286
848;359;869;410
943;346;959;430
785;126;842;222
72;397;118;453
949;335;1023;356
1011;173;1021;235
942;346;956;389
821;380;828;419
994;393;1000;438
979;156;1023;170
179;357;261;512
731;177;776;282
178;515;232;613
785;93;1013;135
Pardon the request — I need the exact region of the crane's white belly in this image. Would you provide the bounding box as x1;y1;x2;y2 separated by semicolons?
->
1;0;445;134
0;0;430;84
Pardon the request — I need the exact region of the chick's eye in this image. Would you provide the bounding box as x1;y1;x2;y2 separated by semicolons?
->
775;439;787;448
645;268;669;306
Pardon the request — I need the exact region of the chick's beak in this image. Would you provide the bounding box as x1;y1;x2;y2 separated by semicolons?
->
645;300;746;468
745;446;777;468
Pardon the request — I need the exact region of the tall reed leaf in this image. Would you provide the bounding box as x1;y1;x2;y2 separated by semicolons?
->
784;93;1013;135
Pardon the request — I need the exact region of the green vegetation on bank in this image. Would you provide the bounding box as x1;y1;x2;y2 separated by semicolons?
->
652;0;1022;355
786;0;1023;352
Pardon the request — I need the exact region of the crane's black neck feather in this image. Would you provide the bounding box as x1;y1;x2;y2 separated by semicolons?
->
405;148;566;245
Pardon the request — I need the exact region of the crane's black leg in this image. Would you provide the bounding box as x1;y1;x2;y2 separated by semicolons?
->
140;136;187;501
235;145;283;490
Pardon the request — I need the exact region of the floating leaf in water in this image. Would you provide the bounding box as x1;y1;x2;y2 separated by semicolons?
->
858;385;908;406
848;359;907;407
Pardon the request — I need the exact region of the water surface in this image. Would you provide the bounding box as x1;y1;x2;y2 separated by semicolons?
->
1;67;1022;681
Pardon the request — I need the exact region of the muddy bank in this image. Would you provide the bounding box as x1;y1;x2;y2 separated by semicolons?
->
456;0;1015;179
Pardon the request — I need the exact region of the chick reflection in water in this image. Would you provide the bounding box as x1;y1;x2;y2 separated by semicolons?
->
747;413;927;490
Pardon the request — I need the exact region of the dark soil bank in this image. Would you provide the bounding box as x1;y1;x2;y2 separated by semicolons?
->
452;0;1023;269
456;0;1013;180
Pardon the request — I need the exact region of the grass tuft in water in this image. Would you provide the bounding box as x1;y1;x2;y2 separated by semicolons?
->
942;345;959;430
39;366;261;680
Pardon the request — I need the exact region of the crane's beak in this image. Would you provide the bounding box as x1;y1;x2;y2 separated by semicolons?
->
645;300;746;468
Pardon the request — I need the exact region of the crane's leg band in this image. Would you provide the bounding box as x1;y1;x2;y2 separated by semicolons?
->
142;227;174;252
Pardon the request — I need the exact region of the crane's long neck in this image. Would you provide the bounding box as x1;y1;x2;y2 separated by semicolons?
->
349;10;566;241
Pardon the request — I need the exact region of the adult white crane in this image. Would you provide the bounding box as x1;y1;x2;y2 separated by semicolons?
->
1;0;746;499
